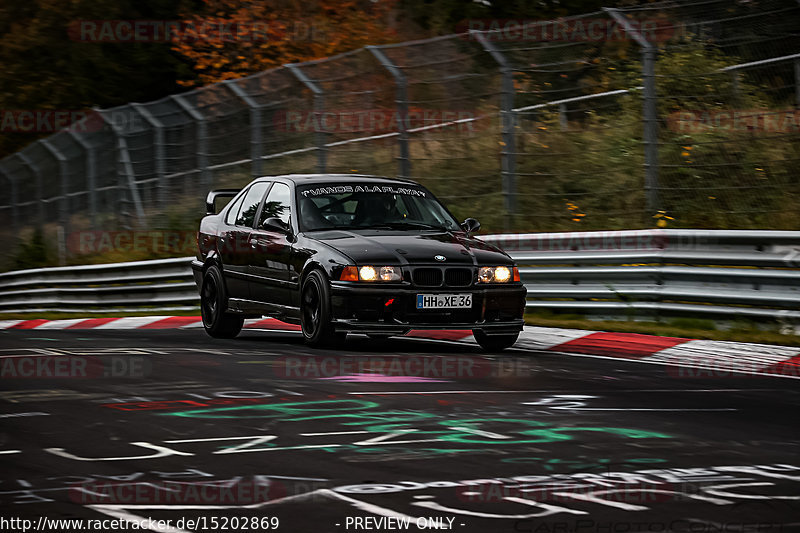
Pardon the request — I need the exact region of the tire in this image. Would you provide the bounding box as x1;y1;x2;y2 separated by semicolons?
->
473;329;519;352
200;265;244;339
301;270;345;347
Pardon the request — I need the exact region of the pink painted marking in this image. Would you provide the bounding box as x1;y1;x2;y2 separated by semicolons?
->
317;373;449;383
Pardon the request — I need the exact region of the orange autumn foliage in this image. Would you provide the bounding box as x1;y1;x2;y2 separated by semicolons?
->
172;0;399;86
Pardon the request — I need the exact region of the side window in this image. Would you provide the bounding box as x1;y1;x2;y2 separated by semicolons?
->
259;183;292;227
235;182;270;228
224;191;247;226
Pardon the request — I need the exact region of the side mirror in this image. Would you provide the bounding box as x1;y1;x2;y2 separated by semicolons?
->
461;218;481;234
262;217;292;234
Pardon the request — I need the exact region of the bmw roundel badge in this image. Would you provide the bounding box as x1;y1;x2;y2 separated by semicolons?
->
434;255;446;262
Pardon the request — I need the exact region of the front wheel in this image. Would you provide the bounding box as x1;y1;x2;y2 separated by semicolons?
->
473;329;519;352
200;265;244;339
301;270;345;347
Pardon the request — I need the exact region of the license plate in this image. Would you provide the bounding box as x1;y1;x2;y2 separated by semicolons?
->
416;293;472;309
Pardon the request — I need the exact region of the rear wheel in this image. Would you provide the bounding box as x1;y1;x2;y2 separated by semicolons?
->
301;270;345;347
473;329;519;352
201;265;244;339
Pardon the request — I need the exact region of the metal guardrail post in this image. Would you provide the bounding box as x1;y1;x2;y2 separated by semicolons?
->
605;8;660;214
367;46;411;179
66;129;97;227
39;139;70;232
132;104;166;206
16;152;45;226
796;59;800;109
471;31;517;229
97;110;146;228
286;64;327;173
224;80;264;178
0;164;18;231
170;95;210;186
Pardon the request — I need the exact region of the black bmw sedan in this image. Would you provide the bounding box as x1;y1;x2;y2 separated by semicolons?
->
192;174;526;351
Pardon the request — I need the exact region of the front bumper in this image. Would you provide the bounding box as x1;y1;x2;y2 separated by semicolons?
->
329;282;526;335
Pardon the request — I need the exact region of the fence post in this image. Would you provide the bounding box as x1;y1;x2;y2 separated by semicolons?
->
0;164;18;231
132;104;166;207
286;63;327;173
224;79;264;178
66;129;98;228
605;8;660;214
795;58;800;109
17;152;45;226
39;139;70;234
471;31;517;229
170;95;210;186
366;46;411;179
97;110;146;228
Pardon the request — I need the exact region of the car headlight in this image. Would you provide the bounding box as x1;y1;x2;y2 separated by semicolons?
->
340;265;402;282
478;266;519;283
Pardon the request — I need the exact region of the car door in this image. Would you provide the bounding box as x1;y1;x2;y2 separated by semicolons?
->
248;182;296;308
218;181;271;300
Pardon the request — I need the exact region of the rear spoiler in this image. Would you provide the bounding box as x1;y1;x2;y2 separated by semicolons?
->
205;189;241;214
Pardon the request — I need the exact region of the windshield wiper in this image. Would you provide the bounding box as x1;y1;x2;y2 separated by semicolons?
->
358;222;451;231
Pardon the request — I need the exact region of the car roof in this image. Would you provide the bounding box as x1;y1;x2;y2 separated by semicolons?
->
253;174;421;186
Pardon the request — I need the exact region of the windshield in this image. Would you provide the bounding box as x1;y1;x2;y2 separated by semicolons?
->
296;183;460;232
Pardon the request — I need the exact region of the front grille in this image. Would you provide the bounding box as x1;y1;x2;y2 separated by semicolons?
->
445;268;472;287
413;268;443;287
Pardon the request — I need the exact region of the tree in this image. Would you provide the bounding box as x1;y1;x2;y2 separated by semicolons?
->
0;0;195;158
171;0;400;86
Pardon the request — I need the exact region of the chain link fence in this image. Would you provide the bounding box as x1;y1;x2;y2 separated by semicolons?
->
0;0;798;270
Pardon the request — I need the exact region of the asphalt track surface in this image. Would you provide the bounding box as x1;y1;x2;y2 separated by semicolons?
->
1;328;798;533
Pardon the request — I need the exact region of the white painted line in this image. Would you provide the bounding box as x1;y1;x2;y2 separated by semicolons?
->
348;390;553;395
326;490;423;522
300;431;370;437
178;320;204;329
548;349;800;380
93;317;172;329
645;340;799;372
0;450;22;455
516;326;598;350
33;318;89;330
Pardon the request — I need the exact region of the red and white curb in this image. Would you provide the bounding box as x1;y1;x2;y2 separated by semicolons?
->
1;317;798;379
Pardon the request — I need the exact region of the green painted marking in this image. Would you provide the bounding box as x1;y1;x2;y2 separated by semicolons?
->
164;399;379;419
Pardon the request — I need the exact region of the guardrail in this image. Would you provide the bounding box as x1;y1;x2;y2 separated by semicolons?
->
483;229;800;323
0;257;197;313
1;229;799;324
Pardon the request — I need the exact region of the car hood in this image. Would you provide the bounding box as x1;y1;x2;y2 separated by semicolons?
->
304;229;512;266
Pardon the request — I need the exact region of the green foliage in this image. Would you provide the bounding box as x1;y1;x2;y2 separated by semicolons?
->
0;0;195;158
13;227;50;269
